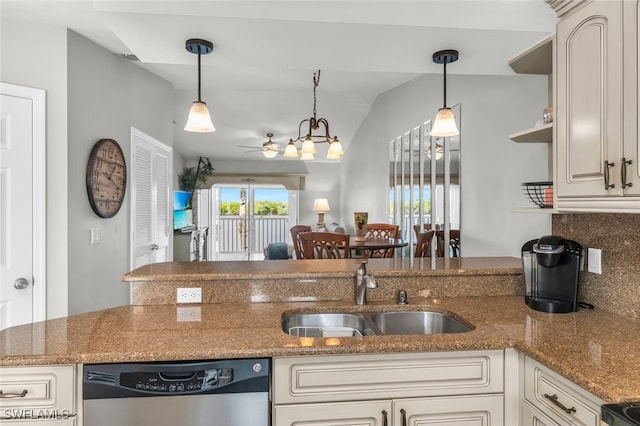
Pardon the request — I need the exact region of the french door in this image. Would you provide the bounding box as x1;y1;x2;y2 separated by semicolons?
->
211;184;297;260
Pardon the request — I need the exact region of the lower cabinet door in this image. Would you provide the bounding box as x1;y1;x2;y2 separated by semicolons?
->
274;400;392;426
522;401;562;426
394;394;504;426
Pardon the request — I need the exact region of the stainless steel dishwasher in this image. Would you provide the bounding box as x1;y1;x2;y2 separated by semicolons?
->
83;358;270;426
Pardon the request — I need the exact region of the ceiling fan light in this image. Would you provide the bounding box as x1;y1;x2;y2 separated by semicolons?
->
430;107;459;137
184;101;216;132
300;151;315;161
301;138;316;154
263;149;278;159
284;141;299;157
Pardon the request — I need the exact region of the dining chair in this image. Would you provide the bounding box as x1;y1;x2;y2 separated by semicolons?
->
365;223;400;258
412;224;431;240
290;225;312;259
299;232;350;259
414;230;436;258
435;230;461;257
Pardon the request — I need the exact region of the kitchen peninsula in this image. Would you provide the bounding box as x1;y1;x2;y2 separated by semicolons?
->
2;257;640;425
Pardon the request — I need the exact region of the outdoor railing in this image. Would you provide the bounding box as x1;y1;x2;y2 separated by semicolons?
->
218;215;289;253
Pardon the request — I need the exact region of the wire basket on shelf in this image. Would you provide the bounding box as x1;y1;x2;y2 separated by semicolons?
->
521;181;553;208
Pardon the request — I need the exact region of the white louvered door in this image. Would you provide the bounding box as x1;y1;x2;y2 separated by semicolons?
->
131;128;172;269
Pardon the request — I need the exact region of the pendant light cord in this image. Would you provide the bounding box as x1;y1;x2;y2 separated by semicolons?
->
442;61;447;108
197;51;202;102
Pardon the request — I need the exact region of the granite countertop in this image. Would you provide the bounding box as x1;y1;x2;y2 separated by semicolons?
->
121;257;523;281
1;295;639;404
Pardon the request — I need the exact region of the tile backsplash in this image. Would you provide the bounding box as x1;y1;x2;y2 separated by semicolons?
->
552;213;640;319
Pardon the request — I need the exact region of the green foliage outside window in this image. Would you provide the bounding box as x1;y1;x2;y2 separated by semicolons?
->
389;201;431;215
220;201;288;216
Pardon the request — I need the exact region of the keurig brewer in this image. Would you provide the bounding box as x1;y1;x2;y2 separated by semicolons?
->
521;235;583;313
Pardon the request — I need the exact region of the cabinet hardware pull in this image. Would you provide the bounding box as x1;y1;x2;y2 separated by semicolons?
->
604;161;615;190
0;389;28;398
544;393;576;414
382;409;388;426
401;408;407;426
621;157;633;189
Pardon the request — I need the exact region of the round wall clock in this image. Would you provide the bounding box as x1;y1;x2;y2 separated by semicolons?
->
86;138;127;218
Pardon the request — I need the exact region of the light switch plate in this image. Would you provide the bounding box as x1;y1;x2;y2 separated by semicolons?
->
90;227;101;245
587;248;602;274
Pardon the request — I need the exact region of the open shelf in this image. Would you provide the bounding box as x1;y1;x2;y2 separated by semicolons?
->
509;123;553;143
509;36;553;75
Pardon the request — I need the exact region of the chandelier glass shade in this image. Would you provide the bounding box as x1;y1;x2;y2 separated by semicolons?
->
184;38;215;133
288;70;342;160
430;49;460;138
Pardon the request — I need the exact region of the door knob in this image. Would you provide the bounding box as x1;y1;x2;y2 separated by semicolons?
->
150;244;159;251
13;278;29;290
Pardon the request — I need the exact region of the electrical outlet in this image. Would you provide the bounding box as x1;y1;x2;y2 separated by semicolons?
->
177;287;202;303
176;306;201;322
587;248;602;274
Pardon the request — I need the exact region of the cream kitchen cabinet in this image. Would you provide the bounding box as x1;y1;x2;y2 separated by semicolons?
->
555;0;640;211
522;356;603;426
0;365;80;425
273;350;504;426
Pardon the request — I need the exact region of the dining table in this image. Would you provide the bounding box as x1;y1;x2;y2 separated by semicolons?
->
348;237;408;258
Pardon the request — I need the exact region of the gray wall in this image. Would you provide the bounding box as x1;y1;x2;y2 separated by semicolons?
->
1;17;69;319
66;31;174;315
340;73;552;256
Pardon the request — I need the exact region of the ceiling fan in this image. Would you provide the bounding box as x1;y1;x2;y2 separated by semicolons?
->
238;133;281;158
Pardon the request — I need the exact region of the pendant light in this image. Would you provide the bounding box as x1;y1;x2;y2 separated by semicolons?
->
288;70;342;160
184;38;215;133
430;49;459;137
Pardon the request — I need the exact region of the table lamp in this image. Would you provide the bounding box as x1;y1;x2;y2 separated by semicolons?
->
313;198;331;227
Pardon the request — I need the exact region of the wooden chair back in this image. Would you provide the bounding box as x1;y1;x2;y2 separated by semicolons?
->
299;232;350;259
413;224;431;239
365;223;400;258
290;225;312;259
435;230;461;257
414;230;435;258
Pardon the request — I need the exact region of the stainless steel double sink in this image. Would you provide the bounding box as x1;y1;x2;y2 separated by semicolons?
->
282;310;473;337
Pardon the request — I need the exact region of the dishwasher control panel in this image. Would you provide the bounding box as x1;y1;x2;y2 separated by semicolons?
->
120;368;233;393
83;358;269;399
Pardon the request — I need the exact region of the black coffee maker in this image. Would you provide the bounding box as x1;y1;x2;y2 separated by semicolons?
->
521;235;583;313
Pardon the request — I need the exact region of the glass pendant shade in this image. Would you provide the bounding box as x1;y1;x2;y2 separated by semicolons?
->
184;101;216;132
300;138;316;154
326;140;343;159
284;141;299;157
300;151;315;161
263;149;278;159
430;107;459;137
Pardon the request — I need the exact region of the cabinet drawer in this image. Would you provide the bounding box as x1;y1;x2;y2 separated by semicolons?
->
0;365;76;418
274;350;504;404
524;357;602;426
522;400;561;426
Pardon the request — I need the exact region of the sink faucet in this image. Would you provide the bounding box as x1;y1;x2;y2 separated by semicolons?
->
356;259;378;305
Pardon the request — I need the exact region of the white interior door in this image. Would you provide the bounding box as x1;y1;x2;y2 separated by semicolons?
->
0;83;46;330
130;128;172;269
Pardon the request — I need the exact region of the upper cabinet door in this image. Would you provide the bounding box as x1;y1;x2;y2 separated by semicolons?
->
621;0;640;196
556;0;623;198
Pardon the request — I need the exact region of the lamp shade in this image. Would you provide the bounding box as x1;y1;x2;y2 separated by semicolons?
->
300;151;314;161
262;149;278;159
184;101;216;132
326;140;343;159
313;198;331;213
430;107;459;137
284;141;299;157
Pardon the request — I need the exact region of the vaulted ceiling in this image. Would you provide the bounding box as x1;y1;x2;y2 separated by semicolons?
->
1;1;556;161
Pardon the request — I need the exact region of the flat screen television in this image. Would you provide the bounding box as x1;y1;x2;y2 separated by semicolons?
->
173;191;193;230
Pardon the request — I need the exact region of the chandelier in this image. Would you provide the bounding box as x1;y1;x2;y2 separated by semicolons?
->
284;70;343;160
